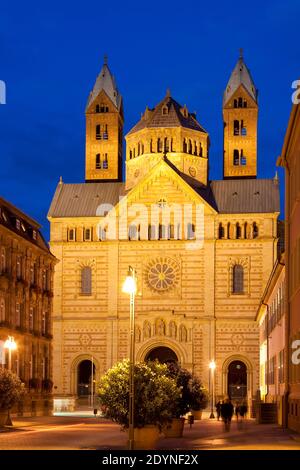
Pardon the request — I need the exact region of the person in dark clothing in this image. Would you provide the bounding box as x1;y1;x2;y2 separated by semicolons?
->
221;398;234;431
239;402;248;419
235;403;240;421
216;401;222;421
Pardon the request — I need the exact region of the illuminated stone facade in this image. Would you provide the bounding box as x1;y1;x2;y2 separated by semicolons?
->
0;197;56;416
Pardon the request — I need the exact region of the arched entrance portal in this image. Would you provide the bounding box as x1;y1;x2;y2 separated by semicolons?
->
145;346;178;364
77;360;95;397
228;360;247;401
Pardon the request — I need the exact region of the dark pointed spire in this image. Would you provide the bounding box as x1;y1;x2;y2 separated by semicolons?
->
86;57;121;111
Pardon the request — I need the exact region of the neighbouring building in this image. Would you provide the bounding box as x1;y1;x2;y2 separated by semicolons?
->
0;197;56;416
256;254;286;425
278;99;300;432
48;53;280;412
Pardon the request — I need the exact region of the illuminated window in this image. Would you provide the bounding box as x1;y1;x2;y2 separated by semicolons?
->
81;267;92;295
68;228;76;241
84;228;92;241
96;154;101;169
232;265;244;294
96;124;101;140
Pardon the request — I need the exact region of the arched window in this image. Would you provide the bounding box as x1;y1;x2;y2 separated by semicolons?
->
238;97;243;108
68;228;76;241
233;149;240;166
164;137;169;152
218;223;225;239
96;154;101;169
159;224;165;239
138;142;140;155
157;138;162;153
244;222;248;239
183;139;187;153
234;120;240;136
187;223;195;239
236;223;242;239
103;125;108;139
169;224;174;239
253;222;259;238
194;142;198;156
129;224;138;240
188;139;192;154
199;143;203;157
96;124;101;140
232;265;244;294
81;267;92;295
129;150;133;159
103;153;108;169
84;228;91;241
150;139;153;153
234;99;238;108
240;150;247;165
148;225;156;240
141;143;144;154
241;120;247;136
96;104;100;113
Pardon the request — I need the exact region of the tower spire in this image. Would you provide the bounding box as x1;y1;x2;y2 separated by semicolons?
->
239;48;243;59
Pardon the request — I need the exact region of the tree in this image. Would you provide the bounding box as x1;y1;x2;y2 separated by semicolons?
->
97;359;181;429
0;368;25;411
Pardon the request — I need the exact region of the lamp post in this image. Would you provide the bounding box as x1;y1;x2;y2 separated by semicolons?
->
209;360;216;419
4;336;17;371
122;266;137;450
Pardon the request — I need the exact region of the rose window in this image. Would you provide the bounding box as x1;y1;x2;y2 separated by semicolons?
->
145;258;180;292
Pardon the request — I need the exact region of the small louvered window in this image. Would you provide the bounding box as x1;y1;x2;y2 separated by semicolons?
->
81;267;92;295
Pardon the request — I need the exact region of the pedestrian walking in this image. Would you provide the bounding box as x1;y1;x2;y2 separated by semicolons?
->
216;401;222;421
221;398;234;432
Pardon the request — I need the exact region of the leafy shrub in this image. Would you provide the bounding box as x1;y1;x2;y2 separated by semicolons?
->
97;359;181;429
0;368;25;411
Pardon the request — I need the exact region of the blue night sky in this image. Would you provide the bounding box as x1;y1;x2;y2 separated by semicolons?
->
0;0;299;240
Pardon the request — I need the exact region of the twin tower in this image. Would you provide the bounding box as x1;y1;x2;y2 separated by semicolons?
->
85;53;258;184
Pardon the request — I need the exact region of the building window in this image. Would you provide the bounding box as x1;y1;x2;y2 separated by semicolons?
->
129;224;138;240
103;125;108;139
0;298;5;323
16;219;21;230
150;139;153;153
103;153;108;169
278;350;284;384
164;137;169;153
241;120;247;136
188;139;193;154
236;223;242;239
157;138;162;153
240;149;247;165
96;124;101;140
148;225;156;240
42;312;47;336
0;247;6;274
253;222;259;238
183;139;187;153
84;228;92;241
169;224;174;239
218;223;225;239
187;223;195;240
232;264;244;294
81;266;92;295
96;104;100;113
233;149;240;166
234;120;240;136
68;228;76;241
30;263;37;286
16;257;22;280
162;105;168;115
29;307;34;332
16;302;21;327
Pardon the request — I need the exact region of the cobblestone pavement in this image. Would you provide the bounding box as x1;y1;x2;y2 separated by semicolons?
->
0;416;299;450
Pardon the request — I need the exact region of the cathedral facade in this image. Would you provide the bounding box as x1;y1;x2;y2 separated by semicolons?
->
48;54;280;411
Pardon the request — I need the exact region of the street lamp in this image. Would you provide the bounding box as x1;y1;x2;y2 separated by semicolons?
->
4;336;17;371
209;360;216;419
122;266;137;450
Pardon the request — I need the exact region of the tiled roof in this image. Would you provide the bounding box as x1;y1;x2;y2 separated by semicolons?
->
209;178;280;213
48;181;126;217
48;175;280;218
223;56;257;105
127;94;207;135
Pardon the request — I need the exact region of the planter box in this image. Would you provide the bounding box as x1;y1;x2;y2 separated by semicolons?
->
127;425;160;450
163;417;185;438
191;410;203;420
